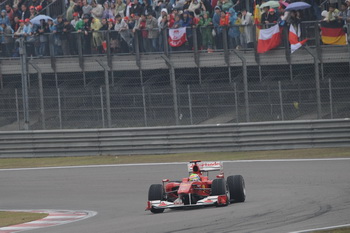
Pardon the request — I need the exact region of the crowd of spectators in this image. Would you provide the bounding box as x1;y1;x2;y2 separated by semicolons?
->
0;0;350;57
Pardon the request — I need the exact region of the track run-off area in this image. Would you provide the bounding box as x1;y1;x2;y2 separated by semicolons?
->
0;159;349;233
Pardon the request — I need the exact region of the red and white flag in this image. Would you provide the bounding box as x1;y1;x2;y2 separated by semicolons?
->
257;24;282;53
289;24;308;53
168;27;187;47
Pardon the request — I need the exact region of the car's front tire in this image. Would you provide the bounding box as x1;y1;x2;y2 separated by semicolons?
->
227;175;246;203
148;184;165;213
211;178;229;206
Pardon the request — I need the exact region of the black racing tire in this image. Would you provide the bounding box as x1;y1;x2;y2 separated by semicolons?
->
211;178;226;196
148;184;165;213
227;175;246;203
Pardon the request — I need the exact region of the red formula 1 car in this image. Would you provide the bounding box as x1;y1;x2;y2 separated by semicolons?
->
146;160;246;213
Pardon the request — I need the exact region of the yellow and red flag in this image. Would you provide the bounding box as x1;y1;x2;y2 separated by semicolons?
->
320;21;347;45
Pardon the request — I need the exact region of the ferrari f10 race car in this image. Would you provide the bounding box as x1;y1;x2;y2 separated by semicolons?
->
146;160;246;213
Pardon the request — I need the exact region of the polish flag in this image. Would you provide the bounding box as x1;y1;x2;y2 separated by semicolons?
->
168;27;187;47
257;24;282;53
289;24;308;53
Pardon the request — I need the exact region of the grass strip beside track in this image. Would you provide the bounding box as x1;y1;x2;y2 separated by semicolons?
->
0;147;350;169
0;211;48;227
311;227;350;233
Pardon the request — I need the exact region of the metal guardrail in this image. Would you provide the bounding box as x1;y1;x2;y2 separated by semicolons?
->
0;119;349;158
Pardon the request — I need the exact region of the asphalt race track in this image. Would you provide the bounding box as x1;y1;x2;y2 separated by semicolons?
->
1;159;350;233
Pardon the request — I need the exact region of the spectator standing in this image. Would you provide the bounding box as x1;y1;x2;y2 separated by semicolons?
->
37;19;50;56
188;0;205;15
115;0;126;17
74;0;84;16
66;0;76;21
0;23;14;57
114;15;133;52
158;14;168;51
198;11;213;52
91;17;103;53
23;18;35;56
241;8;253;48
103;2;114;19
12;5;22;19
29;6;37;19
327;4;339;22
76;15;92;54
61;19;76;55
266;8;278;24
71;12;81;27
82;0;93;16
217;0;233;12
130;0;142;17
0;10;11;26
133;13;143;51
5;5;14;24
91;1;104;19
12;16;20;32
21;5;30;20
141;0;153;16
228;8;241;49
136;13;149;51
212;6;222;49
338;2;350;24
13;19;25;56
261;6;269;26
146;12;159;51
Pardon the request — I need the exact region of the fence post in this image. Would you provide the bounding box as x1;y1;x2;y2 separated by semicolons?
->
15;88;20;130
192;27;202;84
304;46;322;119
187;84;193;125
222;27;232;83
233;82;239;123
161;55;179;125
329;78;333;119
142;84;148;127
278;81;284;121
57;88;62;129
232;49;250;122
19;38;29;130
96;60;112;127
163;29;169;56
100;86;105;128
30;62;45;129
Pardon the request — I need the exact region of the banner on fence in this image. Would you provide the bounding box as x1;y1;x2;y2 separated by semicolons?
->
168;27;187;47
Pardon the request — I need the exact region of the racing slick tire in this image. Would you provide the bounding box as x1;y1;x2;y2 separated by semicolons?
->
211;178;229;206
227;175;246;203
148;184;165;213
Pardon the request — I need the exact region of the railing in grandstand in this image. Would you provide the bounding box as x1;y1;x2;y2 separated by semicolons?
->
1;21;349;60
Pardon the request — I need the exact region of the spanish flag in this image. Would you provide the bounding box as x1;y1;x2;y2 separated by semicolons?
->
320;21;347;45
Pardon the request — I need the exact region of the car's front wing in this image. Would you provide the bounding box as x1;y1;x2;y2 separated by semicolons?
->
146;195;227;211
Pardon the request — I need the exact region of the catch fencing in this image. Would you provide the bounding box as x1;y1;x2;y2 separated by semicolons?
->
0;22;350;130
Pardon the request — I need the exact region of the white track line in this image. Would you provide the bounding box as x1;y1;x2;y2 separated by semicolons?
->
290;223;350;233
0;158;350;172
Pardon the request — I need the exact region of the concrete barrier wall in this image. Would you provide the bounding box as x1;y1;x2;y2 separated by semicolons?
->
0;119;349;158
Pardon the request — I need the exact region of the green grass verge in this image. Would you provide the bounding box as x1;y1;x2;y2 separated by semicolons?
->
311;227;350;233
0;211;48;227
0;147;350;169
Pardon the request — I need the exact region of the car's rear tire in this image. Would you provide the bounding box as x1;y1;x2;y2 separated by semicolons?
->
227;175;246;203
148;184;165;213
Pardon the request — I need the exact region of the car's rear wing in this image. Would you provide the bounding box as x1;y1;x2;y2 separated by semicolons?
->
187;161;223;173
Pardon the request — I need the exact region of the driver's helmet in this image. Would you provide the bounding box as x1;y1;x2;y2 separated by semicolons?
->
189;173;200;182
